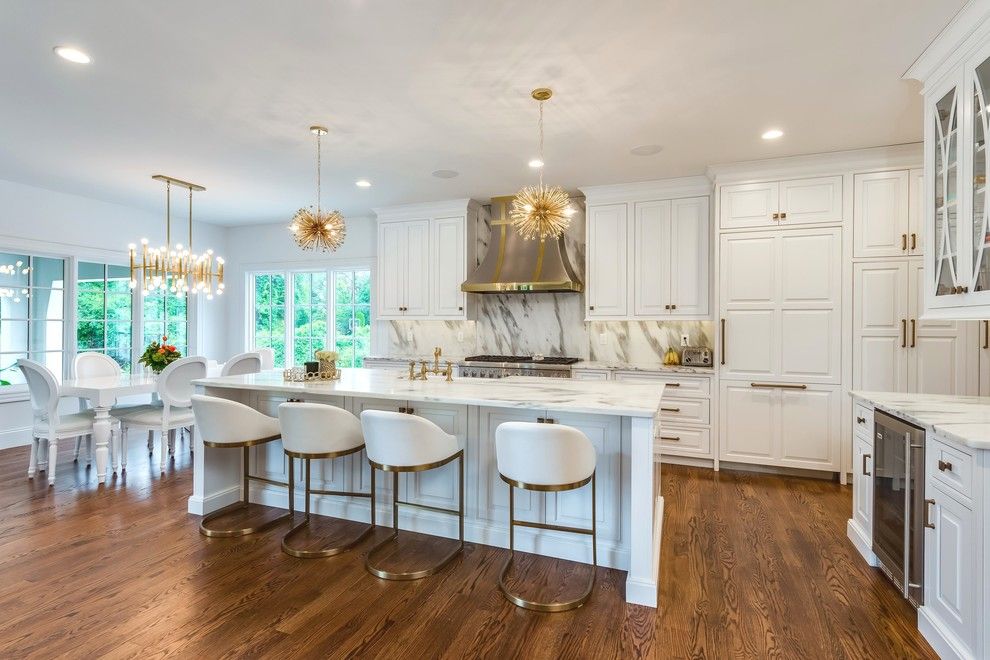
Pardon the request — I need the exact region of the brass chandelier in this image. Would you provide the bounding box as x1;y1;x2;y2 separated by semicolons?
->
128;175;225;299
289;125;346;252
510;88;575;241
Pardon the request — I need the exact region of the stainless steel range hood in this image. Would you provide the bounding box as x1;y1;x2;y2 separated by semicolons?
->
461;196;583;294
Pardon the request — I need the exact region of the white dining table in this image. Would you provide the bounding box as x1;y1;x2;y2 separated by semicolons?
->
59;364;223;483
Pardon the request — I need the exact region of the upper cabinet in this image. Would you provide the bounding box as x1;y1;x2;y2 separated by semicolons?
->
581;178;712;321
907;6;990;318
719;176;842;230
374;199;480;320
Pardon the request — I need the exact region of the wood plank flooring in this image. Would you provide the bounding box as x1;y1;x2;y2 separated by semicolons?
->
0;436;935;658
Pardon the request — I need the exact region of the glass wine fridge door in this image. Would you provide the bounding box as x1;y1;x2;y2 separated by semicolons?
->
872;410;925;605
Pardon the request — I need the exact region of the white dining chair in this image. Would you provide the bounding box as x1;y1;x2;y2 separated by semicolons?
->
71;352;121;464
221;352;262;377
113;356;207;473
257;347;275;370
18;358;118;486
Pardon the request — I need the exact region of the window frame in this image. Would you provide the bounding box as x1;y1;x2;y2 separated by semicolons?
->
76;261;135;371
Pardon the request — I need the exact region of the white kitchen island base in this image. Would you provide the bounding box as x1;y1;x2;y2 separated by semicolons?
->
190;370;665;608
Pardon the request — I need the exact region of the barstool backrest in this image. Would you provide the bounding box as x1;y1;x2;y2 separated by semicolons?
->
158;356;208;409
257;347;275;370
360;410;458;467
278;402;363;455
191;394;280;444
73;351;122;379
495;422;596;486
222;352;262;377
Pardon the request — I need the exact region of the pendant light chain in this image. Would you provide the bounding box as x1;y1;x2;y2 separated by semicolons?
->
316;130;322;215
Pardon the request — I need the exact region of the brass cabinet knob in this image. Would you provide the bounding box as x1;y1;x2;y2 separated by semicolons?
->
589;305;595;311
671;304;677;310
779;212;787;220
938;459;953;472
857;416;866;424
458;306;463;311
772;213;780;220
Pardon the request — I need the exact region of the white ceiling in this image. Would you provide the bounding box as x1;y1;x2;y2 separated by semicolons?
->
0;0;966;226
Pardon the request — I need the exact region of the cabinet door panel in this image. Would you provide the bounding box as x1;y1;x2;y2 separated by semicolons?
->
925;484;976;652
779;309;837;380
403;220;431;316
854;261;910;392
668;196;709;317
431;216;466;317
778;176;843;226
719;382;776;461
854;170;910;258
719;182;778;229
853;435;873;537
908;168;924;255
633;200;671;316
378;223;406;317
909;261;975;395
720;233;775;305
779;231;840;304
722;310;775;377
778;386;838;469
587;203;628;317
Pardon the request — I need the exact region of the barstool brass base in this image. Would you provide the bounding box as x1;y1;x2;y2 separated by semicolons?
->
365;451;465;581
199;442;291;538
281;450;374;558
497;472;597;612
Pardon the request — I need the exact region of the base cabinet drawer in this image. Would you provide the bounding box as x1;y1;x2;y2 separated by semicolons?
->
854;403;874;441
656;425;711;456
927;438;974;505
659;397;710;425
612;371;712;397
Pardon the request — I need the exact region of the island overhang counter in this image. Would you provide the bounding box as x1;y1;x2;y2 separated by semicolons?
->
190;369;664;607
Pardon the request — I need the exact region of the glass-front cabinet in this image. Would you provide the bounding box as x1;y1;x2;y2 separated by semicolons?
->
972;55;990;294
931;83;961;298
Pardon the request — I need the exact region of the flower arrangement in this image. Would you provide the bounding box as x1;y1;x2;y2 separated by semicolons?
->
314;350;338;362
139;335;182;374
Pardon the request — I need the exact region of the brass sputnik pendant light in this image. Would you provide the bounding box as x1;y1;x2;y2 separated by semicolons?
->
510;88;575;241
289;125;346;252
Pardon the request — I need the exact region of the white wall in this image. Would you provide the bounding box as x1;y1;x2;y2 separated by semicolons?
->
0;178;228;448
222;215;378;357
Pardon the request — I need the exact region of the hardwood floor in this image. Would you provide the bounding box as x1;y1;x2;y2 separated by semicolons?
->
0;436;935;659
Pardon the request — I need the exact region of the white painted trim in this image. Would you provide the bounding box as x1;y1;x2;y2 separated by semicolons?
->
0;387;29;404
918;605;971;660
579;176;712;204
903;0;990;85
846;518;878;566
186;483;241;515
706;144;923;184
0;425;32;450
374;198;481;222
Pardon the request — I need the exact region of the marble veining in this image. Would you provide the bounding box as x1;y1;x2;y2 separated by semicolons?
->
851;391;990;450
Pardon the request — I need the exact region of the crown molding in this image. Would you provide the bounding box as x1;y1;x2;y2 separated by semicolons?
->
373;198;481;222
578;175;712;205
706;143;923;184
903;0;990;86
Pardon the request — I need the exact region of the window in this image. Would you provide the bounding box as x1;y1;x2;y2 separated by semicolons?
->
249;268;371;369
252;273;286;367
77;262;133;370
0;253;66;386
142;287;188;359
333;269;371;367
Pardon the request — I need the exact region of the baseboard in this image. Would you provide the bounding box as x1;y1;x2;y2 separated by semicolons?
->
187;484;241;515
716;460;839;481
846;519;878;566
918;606;971;660
0;426;31;451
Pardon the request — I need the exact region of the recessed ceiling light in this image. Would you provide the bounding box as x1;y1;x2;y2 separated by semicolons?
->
630;144;663;156
528;159;544;168
53;46;91;64
761;129;784;140
355;179;371;188
432;169;459;179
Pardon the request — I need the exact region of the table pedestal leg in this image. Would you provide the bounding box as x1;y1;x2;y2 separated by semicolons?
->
93;407;112;484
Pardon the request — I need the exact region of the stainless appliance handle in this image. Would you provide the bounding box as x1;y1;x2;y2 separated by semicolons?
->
903;432;912;598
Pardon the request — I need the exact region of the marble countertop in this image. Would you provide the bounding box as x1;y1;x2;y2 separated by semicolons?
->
364;355;714;375
195;368;664;418
851;391;990;450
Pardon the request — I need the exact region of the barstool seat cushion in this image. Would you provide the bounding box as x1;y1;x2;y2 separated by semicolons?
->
191;395;280;445
495;422;596;487
278;402;364;456
360;410;458;468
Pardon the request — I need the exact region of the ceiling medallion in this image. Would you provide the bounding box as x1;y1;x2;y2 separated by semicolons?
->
289;125;346;252
128;175;224;300
510;88;574;241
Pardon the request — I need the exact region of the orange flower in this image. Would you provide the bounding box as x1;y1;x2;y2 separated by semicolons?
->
157;347;166;354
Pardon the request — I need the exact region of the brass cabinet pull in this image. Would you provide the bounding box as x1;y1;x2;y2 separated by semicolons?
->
538;417;555;424
856;416;866;424
937;459;953;472
660;435;681;442
660;406;681;413
862;453;871;476
666;382;681;387
901;233;908;251
924;499;936;529
720;318;726;365
750;382;808;389
910;233;917;251
910;319;916;348
779;212;787;220
984;320;989;349
772;212;780;220
545;418;555;424
901;319;907;347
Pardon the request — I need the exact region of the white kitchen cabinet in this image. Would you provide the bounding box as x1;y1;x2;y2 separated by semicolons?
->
587;203;629;318
719;227;841;384
719;176;842;230
582;178;712;321
854;170;912;258
852;434;873;541
719;381;840;471
374;199;480;320
979;320;990;396
613;371;715;459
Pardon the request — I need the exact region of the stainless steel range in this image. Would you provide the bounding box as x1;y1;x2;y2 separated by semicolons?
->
460;355;579;378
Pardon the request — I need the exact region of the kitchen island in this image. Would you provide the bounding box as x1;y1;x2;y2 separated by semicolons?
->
191;368;665;607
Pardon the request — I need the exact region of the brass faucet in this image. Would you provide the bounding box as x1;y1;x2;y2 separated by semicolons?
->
444;361;453;382
433;346;442;374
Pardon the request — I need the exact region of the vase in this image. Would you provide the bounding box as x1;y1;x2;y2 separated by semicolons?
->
319;358;337;379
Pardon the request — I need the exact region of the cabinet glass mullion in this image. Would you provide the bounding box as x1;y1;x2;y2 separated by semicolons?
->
972;56;990;291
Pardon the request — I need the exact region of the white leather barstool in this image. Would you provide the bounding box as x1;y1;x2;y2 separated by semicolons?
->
360;410;464;580
278;402;374;558
191;394;292;537
495;421;598;612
